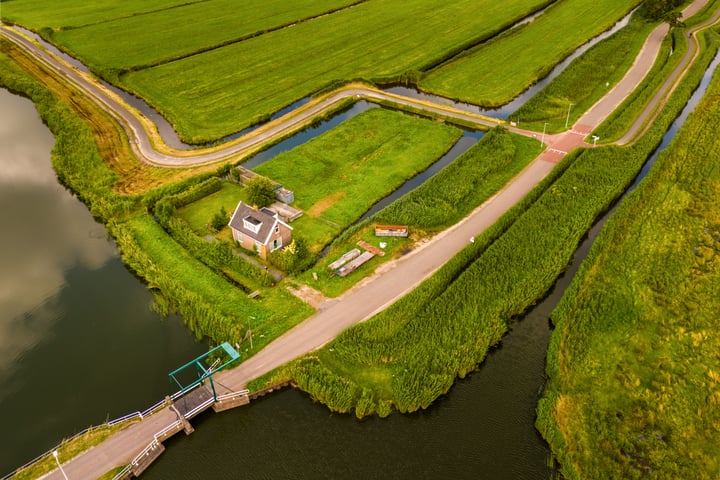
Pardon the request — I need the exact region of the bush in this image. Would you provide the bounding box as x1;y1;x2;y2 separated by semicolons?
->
268;236;313;273
210;206;228;231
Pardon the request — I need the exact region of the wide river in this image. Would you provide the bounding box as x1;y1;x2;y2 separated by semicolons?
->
0;88;553;478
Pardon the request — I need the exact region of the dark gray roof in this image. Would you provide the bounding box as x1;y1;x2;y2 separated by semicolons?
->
228;201;276;243
228;201;291;244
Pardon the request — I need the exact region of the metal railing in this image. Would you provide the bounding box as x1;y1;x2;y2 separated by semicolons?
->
183;398;215;420
215;389;250;402
2;388;183;480
4;384;251;479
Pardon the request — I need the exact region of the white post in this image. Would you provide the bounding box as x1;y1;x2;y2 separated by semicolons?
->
53;451;69;480
565;103;574;129
248;316;255;350
541;122;548;146
592;135;599;147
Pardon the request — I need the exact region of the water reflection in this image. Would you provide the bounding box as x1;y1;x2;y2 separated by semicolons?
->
0;90;208;475
0;92;115;381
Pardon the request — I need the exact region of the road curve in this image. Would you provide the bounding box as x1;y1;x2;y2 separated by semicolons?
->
0;24;511;168
11;0;717;478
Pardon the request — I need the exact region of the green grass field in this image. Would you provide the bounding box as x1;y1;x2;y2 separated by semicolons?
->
46;0;361;71
112;0;547;142
537;35;720;480
253;108;462;229
420;0;640;107
297;127;539;298
177;181;246;236
0;0;189;29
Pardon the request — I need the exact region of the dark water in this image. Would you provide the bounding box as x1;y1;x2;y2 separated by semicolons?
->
0;90;208;476
144;303;553;480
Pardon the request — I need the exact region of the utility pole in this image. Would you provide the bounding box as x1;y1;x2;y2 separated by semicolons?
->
565;103;574;129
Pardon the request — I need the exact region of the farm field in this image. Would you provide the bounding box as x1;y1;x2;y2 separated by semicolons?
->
14;0;551;143
420;0;641;107
45;0;362;71
253;108;462;230
0;0;190;29
538;64;720;480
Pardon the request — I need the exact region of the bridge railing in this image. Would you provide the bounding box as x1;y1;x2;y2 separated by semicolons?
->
3;383;248;479
1;387;185;480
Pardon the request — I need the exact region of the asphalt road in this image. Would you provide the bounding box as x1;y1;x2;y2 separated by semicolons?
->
6;0;717;477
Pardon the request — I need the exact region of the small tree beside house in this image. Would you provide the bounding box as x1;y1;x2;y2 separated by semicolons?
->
246;176;276;208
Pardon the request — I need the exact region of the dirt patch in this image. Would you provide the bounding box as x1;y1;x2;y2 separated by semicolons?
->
286;283;329;309
307;191;346;217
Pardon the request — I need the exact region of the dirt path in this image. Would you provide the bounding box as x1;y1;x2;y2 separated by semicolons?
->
14;1;718;478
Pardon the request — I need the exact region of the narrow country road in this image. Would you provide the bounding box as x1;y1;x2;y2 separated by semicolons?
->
9;1;716;478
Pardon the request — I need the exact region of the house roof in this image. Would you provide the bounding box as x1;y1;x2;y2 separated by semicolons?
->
228;201;292;245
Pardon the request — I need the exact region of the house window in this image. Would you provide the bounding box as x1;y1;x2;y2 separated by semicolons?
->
271;237;283;251
274;224;280;234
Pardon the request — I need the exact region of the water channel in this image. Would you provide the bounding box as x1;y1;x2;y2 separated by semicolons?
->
0;91;207;475
2;26;717;480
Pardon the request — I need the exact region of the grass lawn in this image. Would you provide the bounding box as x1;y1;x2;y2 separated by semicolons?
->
419;0;641;107
253;108;463;231
176;181;246;236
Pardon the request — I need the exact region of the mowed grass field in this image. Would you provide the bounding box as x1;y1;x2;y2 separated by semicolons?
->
253;108;462;229
420;0;641;107
46;0;362;71
3;0;550;143
0;0;188;29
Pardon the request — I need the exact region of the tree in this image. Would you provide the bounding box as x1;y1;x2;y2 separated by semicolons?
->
210;206;228;231
639;0;684;26
246;176;275;208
